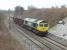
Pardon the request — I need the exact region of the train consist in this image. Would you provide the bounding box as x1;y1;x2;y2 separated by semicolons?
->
13;17;48;36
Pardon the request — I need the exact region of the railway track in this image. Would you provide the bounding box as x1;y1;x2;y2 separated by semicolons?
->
10;17;67;50
11;19;52;50
12;24;51;50
47;33;67;47
15;24;67;50
42;37;67;50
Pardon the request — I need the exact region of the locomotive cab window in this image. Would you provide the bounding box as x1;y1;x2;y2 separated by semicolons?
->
44;24;48;27
39;24;43;27
39;23;48;27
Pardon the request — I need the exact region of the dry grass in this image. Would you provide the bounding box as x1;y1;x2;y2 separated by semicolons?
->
0;24;25;50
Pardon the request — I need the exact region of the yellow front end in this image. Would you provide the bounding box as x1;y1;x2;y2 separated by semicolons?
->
36;26;48;32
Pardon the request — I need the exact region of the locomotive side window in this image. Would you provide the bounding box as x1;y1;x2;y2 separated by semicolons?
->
33;23;37;27
25;21;28;24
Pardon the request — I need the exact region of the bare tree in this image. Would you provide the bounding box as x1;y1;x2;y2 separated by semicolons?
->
61;5;66;8
28;5;37;10
14;6;24;18
51;6;55;8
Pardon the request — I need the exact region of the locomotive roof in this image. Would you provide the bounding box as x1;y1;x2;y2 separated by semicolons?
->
24;18;47;24
24;18;37;22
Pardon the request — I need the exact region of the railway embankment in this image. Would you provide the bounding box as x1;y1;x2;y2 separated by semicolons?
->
48;17;67;47
0;13;26;50
0;24;25;50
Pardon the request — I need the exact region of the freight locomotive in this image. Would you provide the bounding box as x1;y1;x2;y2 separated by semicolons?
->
13;17;48;36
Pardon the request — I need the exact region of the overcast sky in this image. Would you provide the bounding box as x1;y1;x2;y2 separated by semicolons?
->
0;0;67;10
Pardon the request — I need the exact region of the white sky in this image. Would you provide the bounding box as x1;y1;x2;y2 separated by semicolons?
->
0;0;67;10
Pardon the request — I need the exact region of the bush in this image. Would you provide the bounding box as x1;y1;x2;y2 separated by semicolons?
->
0;13;5;24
